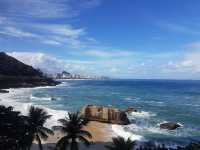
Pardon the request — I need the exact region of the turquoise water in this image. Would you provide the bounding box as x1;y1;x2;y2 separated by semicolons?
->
1;79;200;146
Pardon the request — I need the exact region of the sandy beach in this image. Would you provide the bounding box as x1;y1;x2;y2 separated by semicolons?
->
31;121;115;150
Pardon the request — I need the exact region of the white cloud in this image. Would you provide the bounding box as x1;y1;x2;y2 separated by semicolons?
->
42;39;62;46
160;23;200;35
185;42;200;50
162;51;200;76
0;0;101;48
43;25;85;38
0;0;102;19
83;49;135;58
8;52;63;74
7;52;97;75
0;23;88;47
7;50;200;79
0;26;38;38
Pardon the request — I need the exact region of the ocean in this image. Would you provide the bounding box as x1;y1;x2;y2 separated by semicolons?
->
0;79;200;147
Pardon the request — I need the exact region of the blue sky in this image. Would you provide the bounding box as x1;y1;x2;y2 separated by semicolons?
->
1;0;200;79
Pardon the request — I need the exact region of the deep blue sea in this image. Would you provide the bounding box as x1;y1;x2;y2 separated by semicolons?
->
1;79;200;146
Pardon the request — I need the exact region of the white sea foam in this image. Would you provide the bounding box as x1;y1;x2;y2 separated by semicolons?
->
124;97;134;101
0;87;67;128
112;124;144;141
30;95;52;101
124;97;140;102
129;111;156;119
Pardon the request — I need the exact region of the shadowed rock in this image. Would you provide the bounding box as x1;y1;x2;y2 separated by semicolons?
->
81;105;131;125
160;122;181;130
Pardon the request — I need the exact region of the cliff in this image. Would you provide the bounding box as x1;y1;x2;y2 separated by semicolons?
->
81;105;135;125
0;52;60;89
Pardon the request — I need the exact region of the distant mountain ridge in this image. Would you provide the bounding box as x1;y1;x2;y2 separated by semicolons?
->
0;52;59;89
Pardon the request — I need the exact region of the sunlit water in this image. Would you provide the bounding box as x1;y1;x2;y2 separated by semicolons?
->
0;79;200;146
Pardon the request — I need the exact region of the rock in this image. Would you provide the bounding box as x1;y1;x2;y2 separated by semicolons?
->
160;122;181;130
124;107;137;113
51;97;56;101
0;89;9;93
81;105;130;125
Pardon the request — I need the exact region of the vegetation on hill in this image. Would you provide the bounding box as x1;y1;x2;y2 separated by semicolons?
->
0;52;59;89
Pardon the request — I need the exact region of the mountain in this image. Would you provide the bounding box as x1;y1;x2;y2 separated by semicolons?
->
0;52;60;89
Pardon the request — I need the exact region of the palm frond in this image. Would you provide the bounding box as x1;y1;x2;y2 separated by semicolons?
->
78;130;92;139
78;136;91;147
56;136;70;150
40;126;54;135
38;130;49;140
105;136;135;150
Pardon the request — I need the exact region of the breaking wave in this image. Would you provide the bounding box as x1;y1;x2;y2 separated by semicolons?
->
0;87;67;127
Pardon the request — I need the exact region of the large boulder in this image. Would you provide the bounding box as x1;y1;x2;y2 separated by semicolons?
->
81;105;130;125
160;122;181;130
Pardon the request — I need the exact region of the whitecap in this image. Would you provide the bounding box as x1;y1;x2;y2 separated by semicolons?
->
0;87;67;128
112;125;144;141
30;95;52;101
129;111;156;119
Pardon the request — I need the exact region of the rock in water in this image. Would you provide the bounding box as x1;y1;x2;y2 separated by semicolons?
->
160;122;181;130
81;105;130;125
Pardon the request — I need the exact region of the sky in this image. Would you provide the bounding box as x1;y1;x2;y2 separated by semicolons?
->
1;0;200;79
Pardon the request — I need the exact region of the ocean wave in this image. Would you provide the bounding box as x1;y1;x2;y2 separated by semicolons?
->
128;111;156;119
0;88;67;127
112;124;144;141
141;100;165;106
124;97;140;102
30;95;56;101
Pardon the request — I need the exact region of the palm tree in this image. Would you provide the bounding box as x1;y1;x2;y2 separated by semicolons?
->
25;106;54;150
53;112;92;150
105;136;135;150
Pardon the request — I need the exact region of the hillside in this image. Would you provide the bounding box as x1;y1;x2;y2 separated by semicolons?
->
0;52;60;89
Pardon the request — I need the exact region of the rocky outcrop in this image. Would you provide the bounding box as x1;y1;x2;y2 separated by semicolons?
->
160;122;181;130
0;52;60;89
81;105;130;125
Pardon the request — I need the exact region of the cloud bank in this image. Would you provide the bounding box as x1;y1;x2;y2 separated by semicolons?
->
8;50;200;79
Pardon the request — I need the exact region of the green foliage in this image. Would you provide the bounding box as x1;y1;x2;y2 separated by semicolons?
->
105;136;136;150
0;105;53;150
53;112;92;150
25;106;54;150
0;105;27;150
